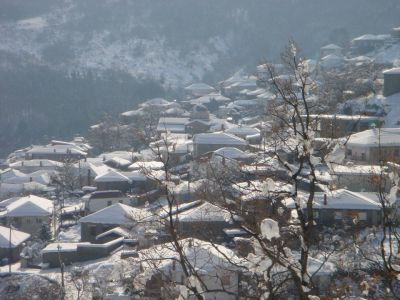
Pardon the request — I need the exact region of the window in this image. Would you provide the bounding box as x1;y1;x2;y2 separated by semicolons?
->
107;200;112;206
358;212;367;221
361;153;366;161
395;149;400;157
89;225;96;236
347;149;352;156
314;210;320;218
334;211;343;220
119;200;123;203
36;218;42;223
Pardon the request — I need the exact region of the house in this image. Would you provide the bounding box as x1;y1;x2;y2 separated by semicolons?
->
184;83;215;97
383;68;400;97
346;128;400;163
225;126;261;143
139;98;173;109
0;226;30;263
286;189;382;227
41;238;124;268
392;26;400;41
329;164;391;192
9;159;63;173
350;34;390;55
25;145;87;162
190;104;210;120
212;147;256;163
184;120;211;135
304;114;383;138
0;195;53;236
320;43;343;57
171;201;237;241
94;170;131;192
157;117;190;133
135;238;241;300
79;203;149;242
84;190;132;213
193;132;248;157
320;54;344;70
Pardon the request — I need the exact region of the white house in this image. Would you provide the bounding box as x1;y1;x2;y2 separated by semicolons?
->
346;128;400;163
193;132;248;157
0;195;54;236
184;83;216;97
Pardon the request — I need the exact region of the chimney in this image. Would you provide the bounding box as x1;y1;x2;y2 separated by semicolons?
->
323;193;328;205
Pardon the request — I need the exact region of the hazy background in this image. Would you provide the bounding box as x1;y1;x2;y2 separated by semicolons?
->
0;0;399;156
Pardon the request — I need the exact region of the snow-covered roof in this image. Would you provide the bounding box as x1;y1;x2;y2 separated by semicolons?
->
193;132;248;146
157;117;190;132
189;93;231;105
94;169;131;183
177;201;233;223
98;151;141;162
184;83;215;91
329;164;383;175
321;43;342;50
26;145;87;156
286;189;381;210
105;157;132;168
137;238;242;276
320;54;344;68
1;195;53;217
129;161;164;171
96;227;132;240
42;242;88;253
0;226;30;248
121;108;145;117
225;126;260;136
307;114;380;121
347;128;400;147
0;168;25;180
79;203;150;225
142;97;170;106
352;34;390;41
9;159;63;169
213;147;254;160
383;67;400;75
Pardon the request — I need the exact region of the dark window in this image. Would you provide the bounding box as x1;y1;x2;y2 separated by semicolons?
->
89;225;96;236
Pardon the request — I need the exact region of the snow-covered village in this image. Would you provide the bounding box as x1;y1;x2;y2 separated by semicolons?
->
1;1;400;299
